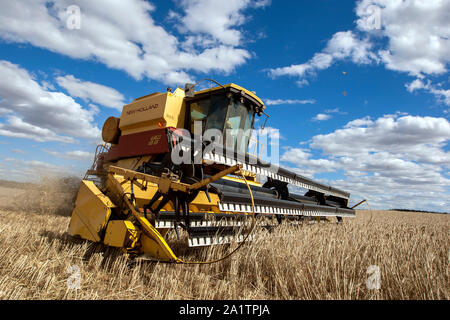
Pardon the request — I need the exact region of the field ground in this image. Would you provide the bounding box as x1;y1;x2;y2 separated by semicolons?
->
0;183;448;300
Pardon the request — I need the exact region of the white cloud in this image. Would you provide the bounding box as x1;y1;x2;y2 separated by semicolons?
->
356;0;450;108
0;60;101;143
281;148;337;174
269;63;310;78
0;0;266;85
43;149;94;161
356;0;450;77
56;75;125;110
311;114;450;162
406;78;450;106
324;107;347;115
264;98;316;106
249;126;282;165
66;150;94;161
253;0;272;8
248;126;283;161
177;0;270;47
312;113;332;121
268;31;377;79
249;126;284;142
344;116;373;128
296;79;310;87
405;78;428;93
0;116;75;143
267;0;450;109
309;108;346;123
0;157;70;182
281;113;450;211
429;87;450;106
325;30;377;64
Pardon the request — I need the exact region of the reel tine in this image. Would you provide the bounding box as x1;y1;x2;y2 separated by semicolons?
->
174;194;181;240
181;198;190;229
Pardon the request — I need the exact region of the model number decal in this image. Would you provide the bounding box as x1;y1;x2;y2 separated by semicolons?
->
148;134;162;146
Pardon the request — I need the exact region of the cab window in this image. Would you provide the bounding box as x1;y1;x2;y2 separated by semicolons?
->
189;98;210;132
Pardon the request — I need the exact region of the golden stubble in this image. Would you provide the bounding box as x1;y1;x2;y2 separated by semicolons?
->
0;180;448;300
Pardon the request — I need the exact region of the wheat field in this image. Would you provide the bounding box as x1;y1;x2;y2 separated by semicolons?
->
0;178;448;300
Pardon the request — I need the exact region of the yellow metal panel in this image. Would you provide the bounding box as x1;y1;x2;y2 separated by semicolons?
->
110;176;160;207
104;220;140;248
222;175;261;187
189;191;221;213
112;174;225;214
108;173;180;262
119;88;185;135
139;232;177;262
164;88;186;128
119;93;167;134
68;180;115;242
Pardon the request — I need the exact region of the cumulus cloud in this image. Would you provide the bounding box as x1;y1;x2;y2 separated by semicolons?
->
406;78;450;106
0;60;101;143
268;31;377;78
281;113;450;211
0;0;266;85
270;0;450;79
267;0;450;108
56;75;125;110
176;0;270;47
356;0;450;77
357;0;450;109
344;116;373;128
311;114;450;163
264;98;316;106
281;147;338;174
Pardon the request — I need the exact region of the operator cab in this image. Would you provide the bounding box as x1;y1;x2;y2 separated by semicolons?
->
185;83;265;154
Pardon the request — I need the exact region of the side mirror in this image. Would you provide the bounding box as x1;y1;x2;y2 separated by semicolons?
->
185;83;195;97
260;112;269;130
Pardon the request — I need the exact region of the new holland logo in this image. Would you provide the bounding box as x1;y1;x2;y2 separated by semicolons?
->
126;103;158;115
148;134;162;146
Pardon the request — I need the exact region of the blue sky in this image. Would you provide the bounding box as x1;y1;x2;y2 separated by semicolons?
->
0;0;449;211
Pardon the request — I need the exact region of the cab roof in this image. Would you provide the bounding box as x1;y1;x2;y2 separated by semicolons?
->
194;83;265;109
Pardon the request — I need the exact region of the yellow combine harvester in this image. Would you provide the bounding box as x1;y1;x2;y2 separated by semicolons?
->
68;80;355;263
